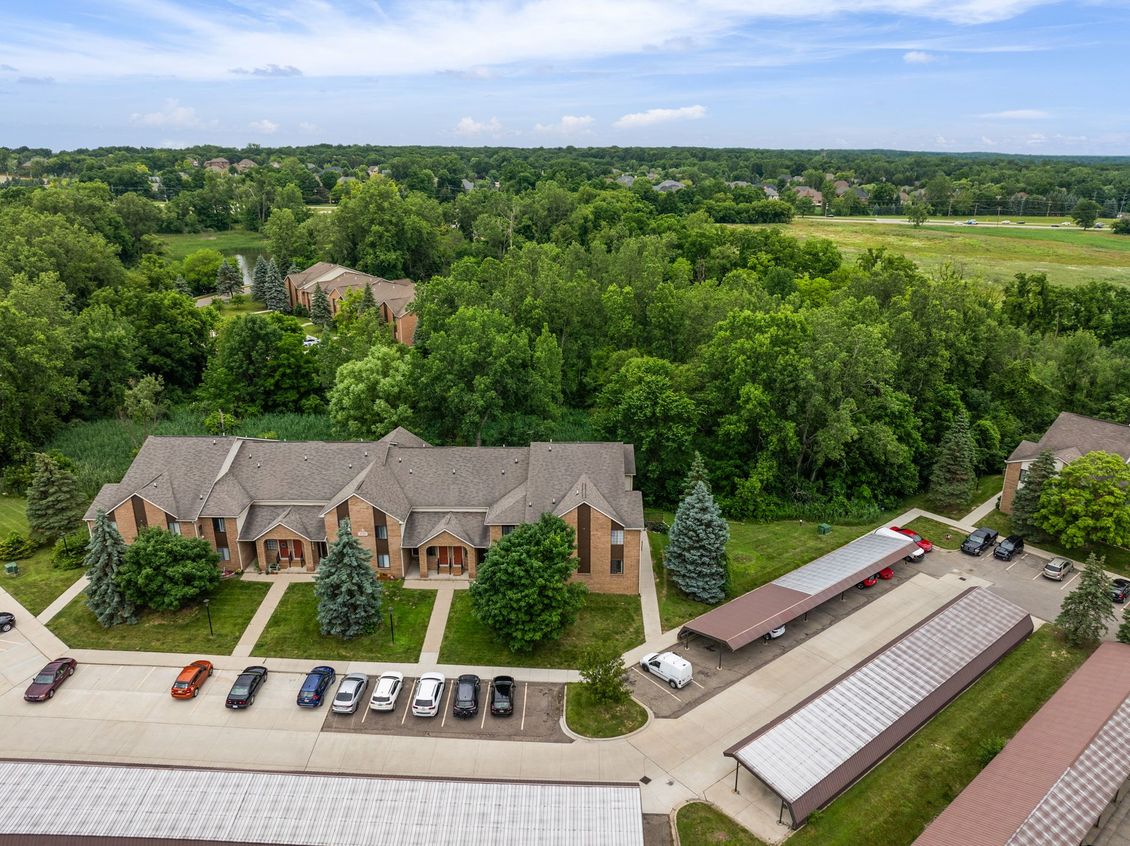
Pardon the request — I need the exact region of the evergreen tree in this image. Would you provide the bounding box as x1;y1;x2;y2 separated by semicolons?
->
83;509;137;627
929;409;977;511
251;254;269;302
173;274;191;295
1056;553;1114;647
359;281;377;312
264;258;290;312
25;453;85;546
1118;604;1130;645
215;259;242;297
1010;449;1057;539
665;480;729;604
310;286;332;328
682;451;711;499
315;519;383;639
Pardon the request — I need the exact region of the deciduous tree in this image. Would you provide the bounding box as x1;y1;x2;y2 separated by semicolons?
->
315;519;382;639
1056;553;1114;647
84;509;137;627
907;201;929;227
116;529;220;611
579;645;630;703
1071;199;1102;230
664;481;729;604
1036;451;1130;548
328;345;413;438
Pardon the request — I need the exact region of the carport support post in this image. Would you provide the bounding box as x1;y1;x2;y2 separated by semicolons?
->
718;647;723;670
733;762;740;793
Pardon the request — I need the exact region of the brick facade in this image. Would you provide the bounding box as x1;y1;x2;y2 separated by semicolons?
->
324;496;406;578
559;506;638;595
416;530;475;580
1000;463;1023;514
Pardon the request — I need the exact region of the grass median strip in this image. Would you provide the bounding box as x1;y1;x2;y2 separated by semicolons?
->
564;683;647;738
0;495;84;616
676;802;768;846
903;516;965;550
252;581;435;662
47;577;269;654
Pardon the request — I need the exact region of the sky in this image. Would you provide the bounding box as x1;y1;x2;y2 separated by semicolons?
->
1;0;1128;154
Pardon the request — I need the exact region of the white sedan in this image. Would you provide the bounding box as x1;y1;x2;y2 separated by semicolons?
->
331;673;369;714
368;671;405;712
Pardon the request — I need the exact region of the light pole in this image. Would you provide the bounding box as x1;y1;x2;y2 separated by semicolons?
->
204;598;213;637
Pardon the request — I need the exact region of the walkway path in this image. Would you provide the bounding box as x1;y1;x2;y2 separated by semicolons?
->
961;485;1004;526
36;576;89;625
417;587;455;666
231;579;292;658
638;533;662;642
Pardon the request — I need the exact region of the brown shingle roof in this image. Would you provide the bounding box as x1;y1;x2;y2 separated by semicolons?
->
1007;411;1130;463
286;262;417;318
913;641;1130;846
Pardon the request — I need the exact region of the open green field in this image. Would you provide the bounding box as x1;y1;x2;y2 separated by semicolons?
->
158;228;268;260
47;577;269;654
252;582;435;662
0;496;84;616
438;591;643;669
780;217;1130;288
0;496;27;535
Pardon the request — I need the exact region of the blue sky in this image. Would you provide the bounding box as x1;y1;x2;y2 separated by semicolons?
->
1;0;1127;153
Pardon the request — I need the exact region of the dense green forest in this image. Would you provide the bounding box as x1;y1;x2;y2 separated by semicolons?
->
2;146;1130;520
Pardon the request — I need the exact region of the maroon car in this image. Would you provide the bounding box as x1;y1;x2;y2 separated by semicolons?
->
24;658;77;702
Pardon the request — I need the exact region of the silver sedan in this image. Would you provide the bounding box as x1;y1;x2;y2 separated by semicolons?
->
331;673;369;714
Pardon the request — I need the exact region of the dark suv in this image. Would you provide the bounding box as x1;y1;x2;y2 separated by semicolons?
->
453;674;480;718
993;535;1025;561
961;527;999;556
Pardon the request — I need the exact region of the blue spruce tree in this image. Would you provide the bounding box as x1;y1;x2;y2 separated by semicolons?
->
664;481;729;604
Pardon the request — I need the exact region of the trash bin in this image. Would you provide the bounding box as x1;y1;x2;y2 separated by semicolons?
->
4;562;18;576
817;523;831;536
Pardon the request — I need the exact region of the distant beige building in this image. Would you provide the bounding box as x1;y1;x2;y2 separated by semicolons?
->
284;262;417;345
203;157;230;172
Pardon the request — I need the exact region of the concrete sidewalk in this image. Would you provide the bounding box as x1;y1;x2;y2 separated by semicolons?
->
638;533;662;642
0;585;68;660
36;576;89;625
417;587;455;665
231;579;291;658
961;487;1004;526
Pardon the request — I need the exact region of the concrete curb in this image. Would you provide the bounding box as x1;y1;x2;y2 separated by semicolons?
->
557;686;654;743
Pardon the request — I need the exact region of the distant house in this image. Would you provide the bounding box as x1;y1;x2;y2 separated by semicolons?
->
284;262;417;345
367;165;382;177
833;179;852;196
794;186;823;207
761;185;780;200
1000;411;1130;513
726;180;752;188
654;179;685;193
203;158;230;172
461;178;476;191
616;173;636;187
235;158;257;173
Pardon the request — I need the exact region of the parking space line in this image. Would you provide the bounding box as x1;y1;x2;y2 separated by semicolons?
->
690;679;706;690
520;683;528;732
1005;560;1018;571
1032;569;1046;581
400;683;413;725
1061;573;1081;591
480;692;488;730
440;681;454;727
361;704;369;724
633;667;682;701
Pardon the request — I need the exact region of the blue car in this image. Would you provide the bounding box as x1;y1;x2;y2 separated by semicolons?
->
297;666;336;708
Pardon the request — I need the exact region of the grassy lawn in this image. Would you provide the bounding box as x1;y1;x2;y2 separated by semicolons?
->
779;217;1130;288
564;684;648;738
202;297;265;317
977;509;1130;575
47;577;270;654
903;517;965;550
790;625;1090;846
158;228;268;260
438;591;644;669
252;582;435;662
677;803;767;846
0;496;84;616
902;474;1003;520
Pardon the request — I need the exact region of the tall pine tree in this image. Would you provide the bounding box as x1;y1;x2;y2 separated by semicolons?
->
359;282;377;313
315;519;382;639
1056;553;1114;647
250;254;270;302
682;451;711;498
215;259;242;297
929;409;977;511
1010;449;1057;539
310;286;332;328
1118;603;1130;645
26;453;85;545
84;509;137;627
665;480;729;604
264;257;290;312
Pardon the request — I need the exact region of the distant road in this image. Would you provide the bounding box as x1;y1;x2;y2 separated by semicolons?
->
807;216;1110;232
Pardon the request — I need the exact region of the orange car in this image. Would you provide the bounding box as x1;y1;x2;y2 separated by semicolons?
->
171;660;214;699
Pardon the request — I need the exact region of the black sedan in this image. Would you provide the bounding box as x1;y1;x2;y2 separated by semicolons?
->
961;528;999;556
453;674;480;718
490;676;515;717
1113;579;1130;604
226;665;268;709
0;611;14;633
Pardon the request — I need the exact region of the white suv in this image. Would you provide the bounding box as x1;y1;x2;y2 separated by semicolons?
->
369;671;404;712
411;673;445;717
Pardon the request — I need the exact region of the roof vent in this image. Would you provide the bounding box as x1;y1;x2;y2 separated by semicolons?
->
514;458;519;464
548;445;552;451
398;457;402;462
551;498;556;504
501;469;505;475
212;439;216;445
256;462;260;468
364;451;368;457
452;468;456;474
348;463;353;469
304;455;308;461
409;469;413;474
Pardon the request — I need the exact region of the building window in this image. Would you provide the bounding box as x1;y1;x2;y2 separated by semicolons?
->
610;529;624;545
611;559;624;575
265;540;279;551
377;553;390;569
213;517;226;533
167;520;182;535
501;525;516;536
375;525;388;540
1019;468;1029;483
218;547;230;561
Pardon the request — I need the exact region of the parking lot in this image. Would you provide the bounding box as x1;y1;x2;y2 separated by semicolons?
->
632;559;923;718
322;677;571;744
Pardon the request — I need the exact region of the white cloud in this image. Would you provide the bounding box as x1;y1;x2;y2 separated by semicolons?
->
1026;132;1047;144
534;115;594;135
130;99;202;128
981;135;995;145
903;50;935;63
614;105;706;129
230;64;302;77
455;116;503;136
298;121;319;133
979;109;1051;119
248;119;279;134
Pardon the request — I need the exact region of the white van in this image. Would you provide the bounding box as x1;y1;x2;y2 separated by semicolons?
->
640;651;693;689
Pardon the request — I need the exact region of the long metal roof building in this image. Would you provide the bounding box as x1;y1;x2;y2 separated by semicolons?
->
680;529;918;651
725;587;1032;827
0;760;645;846
913;641;1130;846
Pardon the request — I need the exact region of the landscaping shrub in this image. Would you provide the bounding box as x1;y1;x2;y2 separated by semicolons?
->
52;530;90;569
116;528;220;611
977;735;1007;767
0;531;37;560
579;645;630;703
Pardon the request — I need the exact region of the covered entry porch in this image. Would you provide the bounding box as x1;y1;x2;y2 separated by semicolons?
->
402;511;489;581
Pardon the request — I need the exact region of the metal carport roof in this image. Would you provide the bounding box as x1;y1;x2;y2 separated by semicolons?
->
0;761;645;846
679;530;918;651
724;587;1032;827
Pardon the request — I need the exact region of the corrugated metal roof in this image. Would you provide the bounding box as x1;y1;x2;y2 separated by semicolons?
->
726;587;1032;825
914;641;1130;846
0;761;644;846
680;530;918;651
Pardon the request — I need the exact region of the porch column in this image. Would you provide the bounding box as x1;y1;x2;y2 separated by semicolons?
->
417;545;429;579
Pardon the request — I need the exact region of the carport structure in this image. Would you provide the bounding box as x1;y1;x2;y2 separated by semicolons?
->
914;641;1130;846
679;530;918;662
724;587;1032;828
